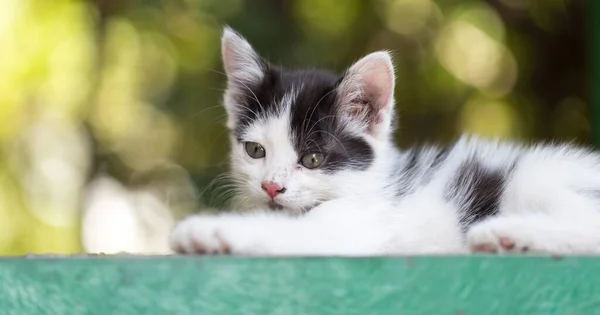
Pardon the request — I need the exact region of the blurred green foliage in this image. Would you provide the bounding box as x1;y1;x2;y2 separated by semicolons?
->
0;0;589;255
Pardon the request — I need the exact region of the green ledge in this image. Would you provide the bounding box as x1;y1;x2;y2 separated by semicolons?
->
0;256;598;314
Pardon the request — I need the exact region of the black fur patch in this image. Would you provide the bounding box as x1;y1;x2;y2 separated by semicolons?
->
231;66;374;173
393;145;451;197
232;66;284;136
394;148;421;197
445;158;507;230
431;147;450;169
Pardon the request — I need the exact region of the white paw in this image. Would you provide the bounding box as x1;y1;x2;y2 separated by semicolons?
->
467;219;536;254
169;215;249;255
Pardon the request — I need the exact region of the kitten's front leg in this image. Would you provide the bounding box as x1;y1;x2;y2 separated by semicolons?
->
169;212;295;255
467;214;600;254
169;198;394;256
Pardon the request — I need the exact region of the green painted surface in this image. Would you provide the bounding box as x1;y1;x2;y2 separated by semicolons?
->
0;256;598;314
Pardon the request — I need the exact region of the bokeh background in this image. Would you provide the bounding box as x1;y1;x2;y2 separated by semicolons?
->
0;0;591;255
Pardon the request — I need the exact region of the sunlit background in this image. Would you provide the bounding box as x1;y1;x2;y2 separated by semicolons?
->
0;0;590;255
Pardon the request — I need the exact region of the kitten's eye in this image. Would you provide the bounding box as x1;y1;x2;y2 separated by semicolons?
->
245;142;266;159
300;153;325;169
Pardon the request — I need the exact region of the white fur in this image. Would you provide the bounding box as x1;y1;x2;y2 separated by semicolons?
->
170;29;600;256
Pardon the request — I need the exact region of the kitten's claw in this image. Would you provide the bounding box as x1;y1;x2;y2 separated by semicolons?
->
467;220;534;254
499;236;516;250
169;216;234;255
471;243;498;253
470;236;528;253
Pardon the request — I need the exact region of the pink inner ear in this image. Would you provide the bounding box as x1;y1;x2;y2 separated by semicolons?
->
362;71;392;111
222;42;238;76
351;53;394;112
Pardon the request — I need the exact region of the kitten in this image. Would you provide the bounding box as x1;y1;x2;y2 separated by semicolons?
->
169;27;600;256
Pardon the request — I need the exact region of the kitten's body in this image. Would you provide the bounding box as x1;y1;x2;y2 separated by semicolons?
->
170;28;600;255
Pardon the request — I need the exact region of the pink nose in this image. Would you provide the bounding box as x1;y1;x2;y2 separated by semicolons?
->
261;182;286;199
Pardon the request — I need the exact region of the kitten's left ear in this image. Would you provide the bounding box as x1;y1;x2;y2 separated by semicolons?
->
337;51;395;140
221;27;268;129
221;26;266;90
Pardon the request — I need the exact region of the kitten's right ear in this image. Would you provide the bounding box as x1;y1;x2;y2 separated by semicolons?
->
336;51;395;141
221;27;266;89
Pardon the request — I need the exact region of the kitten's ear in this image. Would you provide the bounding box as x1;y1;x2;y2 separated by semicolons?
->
337;51;395;140
221;26;266;89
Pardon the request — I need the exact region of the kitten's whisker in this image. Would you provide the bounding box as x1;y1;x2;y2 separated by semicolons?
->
219;109;255;124
301;89;336;135
304;139;323;154
205;172;251;210
209;128;233;151
303;115;337;140
208;68;228;77
224;100;261;121
234;79;265;114
229;92;262;119
209;113;229;125
309;130;349;156
187;104;224;119
198;176;229;208
209;68;264;119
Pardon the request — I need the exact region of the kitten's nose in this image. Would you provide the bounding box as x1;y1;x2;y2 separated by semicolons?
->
261;182;286;199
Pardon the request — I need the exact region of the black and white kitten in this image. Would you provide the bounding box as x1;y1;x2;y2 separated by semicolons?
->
170;27;600;255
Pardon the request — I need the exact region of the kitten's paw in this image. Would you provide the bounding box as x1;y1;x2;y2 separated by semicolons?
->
169;216;244;255
467;219;535;254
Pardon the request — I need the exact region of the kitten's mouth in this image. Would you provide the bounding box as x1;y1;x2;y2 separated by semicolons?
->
268;201;284;211
266;200;317;214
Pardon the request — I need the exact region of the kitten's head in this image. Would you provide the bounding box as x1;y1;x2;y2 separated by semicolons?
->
221;27;396;213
